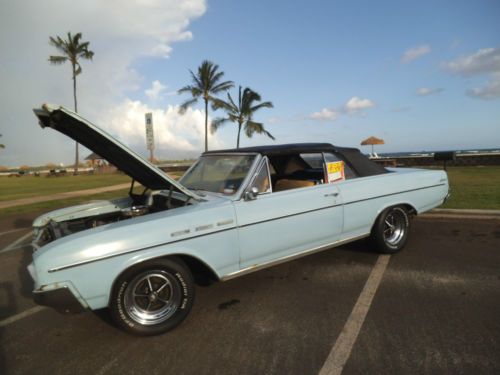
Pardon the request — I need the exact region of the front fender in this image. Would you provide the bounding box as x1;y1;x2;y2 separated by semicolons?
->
33;201;239;310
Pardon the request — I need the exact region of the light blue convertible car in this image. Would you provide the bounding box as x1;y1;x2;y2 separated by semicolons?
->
29;104;449;335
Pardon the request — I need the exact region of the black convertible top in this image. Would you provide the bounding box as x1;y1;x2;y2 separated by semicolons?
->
204;143;387;177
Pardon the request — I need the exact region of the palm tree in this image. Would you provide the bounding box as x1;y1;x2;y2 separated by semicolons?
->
178;60;233;151
212;86;274;148
49;32;94;175
0;134;4;149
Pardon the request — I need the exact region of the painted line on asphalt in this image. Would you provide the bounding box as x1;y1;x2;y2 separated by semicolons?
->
0;306;46;328
0;227;28;237
319;254;391;375
0;231;33;254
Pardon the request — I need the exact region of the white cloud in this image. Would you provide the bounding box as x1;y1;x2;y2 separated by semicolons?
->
309;108;339;121
145;80;167;100
309;96;375;122
0;0;207;165
416;87;444;96
444;48;500;100
99;99;224;158
401;44;431;64
443;47;500;76
466;74;500;100
344;97;375;113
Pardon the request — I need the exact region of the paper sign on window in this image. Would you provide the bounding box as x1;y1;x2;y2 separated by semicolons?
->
326;161;345;183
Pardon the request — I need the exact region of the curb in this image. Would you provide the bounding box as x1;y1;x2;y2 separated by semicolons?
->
420;208;500;220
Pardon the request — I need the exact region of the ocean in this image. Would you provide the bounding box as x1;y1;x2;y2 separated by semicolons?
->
374;148;500;158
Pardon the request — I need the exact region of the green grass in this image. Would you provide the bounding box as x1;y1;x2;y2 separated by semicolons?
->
0;173;132;202
0;171;184;218
440;166;500;209
0;189;131;218
0;167;498;219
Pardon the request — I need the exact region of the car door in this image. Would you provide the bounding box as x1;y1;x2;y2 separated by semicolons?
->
323;151;381;241
233;156;343;269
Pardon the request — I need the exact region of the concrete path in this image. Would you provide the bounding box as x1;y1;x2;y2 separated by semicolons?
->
0;183;130;210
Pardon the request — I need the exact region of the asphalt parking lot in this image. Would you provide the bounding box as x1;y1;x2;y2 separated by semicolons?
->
0;214;499;375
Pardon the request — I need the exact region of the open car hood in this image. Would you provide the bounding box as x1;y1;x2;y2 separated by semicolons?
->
33;104;201;201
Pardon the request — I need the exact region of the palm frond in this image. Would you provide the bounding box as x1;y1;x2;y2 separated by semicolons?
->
211;71;224;84
178;85;193;95
211;98;233;112
49;55;68;65
178;98;198;114
263;130;275;140
74;62;82;76
244;121;275;140
250;101;274;112
188;69;201;88
210;117;229;133
211;80;234;94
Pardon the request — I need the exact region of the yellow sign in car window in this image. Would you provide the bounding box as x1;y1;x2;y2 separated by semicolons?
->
326;161;345;183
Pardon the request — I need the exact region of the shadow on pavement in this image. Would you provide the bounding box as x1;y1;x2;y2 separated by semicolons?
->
0;282;16;375
18;245;34;299
337;237;378;254
92;308;116;328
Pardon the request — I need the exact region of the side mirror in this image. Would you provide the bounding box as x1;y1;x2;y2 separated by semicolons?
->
244;186;259;201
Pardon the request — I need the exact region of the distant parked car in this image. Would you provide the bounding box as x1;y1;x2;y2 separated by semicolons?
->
29;104;450;335
48;168;67;177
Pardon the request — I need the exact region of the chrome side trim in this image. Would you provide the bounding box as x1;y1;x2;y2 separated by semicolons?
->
217;219;234;226
47;226;236;273
171;229;190;237
220;233;370;281
195;224;213;232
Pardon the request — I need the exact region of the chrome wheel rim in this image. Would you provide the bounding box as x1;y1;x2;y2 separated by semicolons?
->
383;209;406;246
124;271;181;325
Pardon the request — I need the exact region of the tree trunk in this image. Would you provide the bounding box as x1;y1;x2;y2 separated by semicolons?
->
204;99;208;152
237;122;242;149
72;65;79;175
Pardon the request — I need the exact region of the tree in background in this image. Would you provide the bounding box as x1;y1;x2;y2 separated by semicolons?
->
212;86;274;148
0;134;4;149
178;60;233;151
48;32;94;175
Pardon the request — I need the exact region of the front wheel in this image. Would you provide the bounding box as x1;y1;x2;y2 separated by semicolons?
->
371;206;411;254
110;257;194;336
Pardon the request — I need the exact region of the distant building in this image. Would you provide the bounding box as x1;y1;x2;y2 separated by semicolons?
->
85;152;105;168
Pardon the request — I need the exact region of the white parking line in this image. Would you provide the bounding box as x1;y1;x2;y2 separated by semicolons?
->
0;306;46;328
0;231;33;254
0;227;28;237
319;255;391;375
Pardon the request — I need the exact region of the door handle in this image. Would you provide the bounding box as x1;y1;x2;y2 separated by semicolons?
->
324;192;339;197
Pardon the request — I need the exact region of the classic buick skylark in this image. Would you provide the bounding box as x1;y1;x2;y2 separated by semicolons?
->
29;104;449;335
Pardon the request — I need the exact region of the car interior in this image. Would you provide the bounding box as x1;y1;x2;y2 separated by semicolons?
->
263;152;357;192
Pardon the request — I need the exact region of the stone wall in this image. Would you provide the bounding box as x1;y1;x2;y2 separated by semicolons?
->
373;153;500;167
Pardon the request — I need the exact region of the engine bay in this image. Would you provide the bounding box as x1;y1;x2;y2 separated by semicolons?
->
32;181;194;248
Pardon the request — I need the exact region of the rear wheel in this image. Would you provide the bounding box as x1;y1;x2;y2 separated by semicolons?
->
110;257;194;336
371;206;410;254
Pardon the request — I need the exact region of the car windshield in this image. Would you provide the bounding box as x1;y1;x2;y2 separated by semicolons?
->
180;154;257;195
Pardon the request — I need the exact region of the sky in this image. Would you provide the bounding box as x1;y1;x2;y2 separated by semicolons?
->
0;0;499;167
